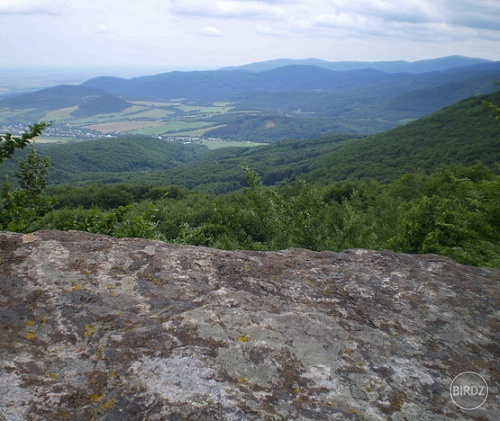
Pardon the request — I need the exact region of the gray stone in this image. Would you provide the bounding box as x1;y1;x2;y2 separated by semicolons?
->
0;230;498;420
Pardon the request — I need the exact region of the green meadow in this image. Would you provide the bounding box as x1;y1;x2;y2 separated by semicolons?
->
14;99;247;146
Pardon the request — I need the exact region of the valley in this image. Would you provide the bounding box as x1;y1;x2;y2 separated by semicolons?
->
1;99;238;144
0;57;499;267
2;56;500;144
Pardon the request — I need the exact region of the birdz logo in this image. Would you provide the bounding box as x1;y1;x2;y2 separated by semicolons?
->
450;372;488;410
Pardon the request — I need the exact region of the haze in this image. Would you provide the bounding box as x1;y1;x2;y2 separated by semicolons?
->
1;0;500;72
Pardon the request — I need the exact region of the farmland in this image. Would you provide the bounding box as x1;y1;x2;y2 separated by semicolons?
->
36;100;235;139
0;96;271;148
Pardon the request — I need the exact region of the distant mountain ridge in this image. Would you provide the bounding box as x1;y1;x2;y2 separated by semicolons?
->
80;60;500;103
1;56;499;140
220;55;491;73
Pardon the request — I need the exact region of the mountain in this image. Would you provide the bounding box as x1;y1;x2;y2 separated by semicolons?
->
78;61;500;137
82;70;263;102
305;91;500;184
148;90;500;191
82;61;500;104
222;55;491;73
1;57;499;141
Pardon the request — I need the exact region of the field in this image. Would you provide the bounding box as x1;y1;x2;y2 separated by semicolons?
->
200;139;267;149
34;136;72;144
84;121;167;133
15;100;249;146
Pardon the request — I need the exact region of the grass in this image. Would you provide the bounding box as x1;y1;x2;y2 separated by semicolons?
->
130;100;180;107
177;104;234;114
127;108;175;119
132;121;216;136
35;136;71;144
85;121;166;133
200;139;267;149
0;107;38;122
42;106;79;121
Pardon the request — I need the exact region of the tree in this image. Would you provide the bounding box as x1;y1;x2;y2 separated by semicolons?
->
483;100;500;121
483;85;500;121
0;123;52;232
0;123;49;162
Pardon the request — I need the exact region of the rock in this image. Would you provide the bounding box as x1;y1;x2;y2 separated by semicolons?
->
0;230;498;420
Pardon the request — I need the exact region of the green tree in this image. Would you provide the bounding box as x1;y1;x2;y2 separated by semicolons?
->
390;170;500;267
483;85;500;121
0;123;52;231
0;123;49;162
483;100;500;121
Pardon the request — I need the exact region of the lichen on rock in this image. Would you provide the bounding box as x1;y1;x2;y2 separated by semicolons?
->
0;230;498;420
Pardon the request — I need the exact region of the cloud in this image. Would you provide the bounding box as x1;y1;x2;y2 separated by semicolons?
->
436;0;500;31
170;0;285;19
255;24;287;36
333;0;500;32
277;0;500;42
0;0;65;15
349;0;435;24
95;23;110;34
199;25;223;36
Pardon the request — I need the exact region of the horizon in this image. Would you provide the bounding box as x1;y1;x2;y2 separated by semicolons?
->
2;1;500;70
0;54;496;96
0;54;495;76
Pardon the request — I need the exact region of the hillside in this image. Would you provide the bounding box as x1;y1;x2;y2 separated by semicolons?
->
132;90;500;191
0;85;130;121
82;62;500;106
0;136;207;185
305;90;500;183
2;90;494;191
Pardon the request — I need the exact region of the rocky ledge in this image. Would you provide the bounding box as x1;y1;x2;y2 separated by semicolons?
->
0;230;498;420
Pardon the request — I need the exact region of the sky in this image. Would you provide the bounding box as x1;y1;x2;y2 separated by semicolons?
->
1;0;500;71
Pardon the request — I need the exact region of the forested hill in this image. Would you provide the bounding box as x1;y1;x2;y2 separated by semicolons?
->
0;137;207;186
3;89;494;191
2;58;499;139
132;90;500;191
82;61;500;104
304;90;500;184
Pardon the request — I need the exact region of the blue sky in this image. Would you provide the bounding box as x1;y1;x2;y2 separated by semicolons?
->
1;0;500;69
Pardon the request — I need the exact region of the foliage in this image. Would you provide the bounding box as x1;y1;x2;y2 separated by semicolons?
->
0;123;49;163
2;90;499;266
389;166;500;266
2;90;495;192
0;123;52;231
31;163;500;267
483;100;500;121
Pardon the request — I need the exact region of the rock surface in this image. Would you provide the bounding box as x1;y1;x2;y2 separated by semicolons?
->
0;230;498;420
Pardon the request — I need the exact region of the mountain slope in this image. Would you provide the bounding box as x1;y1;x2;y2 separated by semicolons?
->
0;136;207;185
0;84;130;120
305;91;500;183
2;59;499;140
82;62;500;103
158;90;500;190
